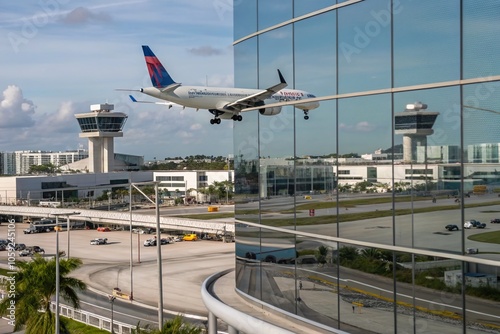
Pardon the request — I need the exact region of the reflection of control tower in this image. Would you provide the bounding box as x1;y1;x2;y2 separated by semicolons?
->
394;102;439;163
75;103;128;173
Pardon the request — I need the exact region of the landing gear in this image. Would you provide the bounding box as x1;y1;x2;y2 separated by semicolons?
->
232;115;243;122
303;110;309;120
209;109;223;125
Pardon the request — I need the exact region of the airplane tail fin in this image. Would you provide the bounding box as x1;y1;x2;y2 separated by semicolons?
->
142;45;177;88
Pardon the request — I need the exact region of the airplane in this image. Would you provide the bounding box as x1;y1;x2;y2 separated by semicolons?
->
126;45;320;125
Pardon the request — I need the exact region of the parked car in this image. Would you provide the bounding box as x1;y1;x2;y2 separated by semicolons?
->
160;238;169;245
182;234;198;241
144;238;156;247
490;218;500;224
32;246;45;254
14;243;26;251
133;228;146;234
97;227;111;232
464;220;486;229
19;249;32;257
445;224;459;231
90;238;108;245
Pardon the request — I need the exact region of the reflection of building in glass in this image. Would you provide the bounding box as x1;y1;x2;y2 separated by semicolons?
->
395;102;439;163
228;2;500;334
259;158;336;198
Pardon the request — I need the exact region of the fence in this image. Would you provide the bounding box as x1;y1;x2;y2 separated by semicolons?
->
51;302;135;333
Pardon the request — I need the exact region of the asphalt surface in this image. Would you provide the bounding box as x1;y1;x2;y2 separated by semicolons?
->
0;197;499;333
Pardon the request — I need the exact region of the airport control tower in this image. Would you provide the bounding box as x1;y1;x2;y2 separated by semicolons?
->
394;102;439;163
75;103;128;173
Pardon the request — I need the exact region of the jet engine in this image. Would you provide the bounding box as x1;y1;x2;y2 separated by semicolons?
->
259;106;282;116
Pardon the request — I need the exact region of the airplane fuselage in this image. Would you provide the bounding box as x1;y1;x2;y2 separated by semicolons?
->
141;86;319;115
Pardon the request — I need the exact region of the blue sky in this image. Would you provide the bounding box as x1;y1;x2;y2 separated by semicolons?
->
0;1;234;160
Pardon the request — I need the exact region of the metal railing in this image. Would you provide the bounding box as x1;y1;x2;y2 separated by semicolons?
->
51;302;135;333
0;205;234;234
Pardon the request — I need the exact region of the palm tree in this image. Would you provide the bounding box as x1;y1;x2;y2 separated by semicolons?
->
0;255;86;333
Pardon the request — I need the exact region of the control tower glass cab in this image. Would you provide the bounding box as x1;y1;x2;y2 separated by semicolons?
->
394;102;439;163
75;104;128;173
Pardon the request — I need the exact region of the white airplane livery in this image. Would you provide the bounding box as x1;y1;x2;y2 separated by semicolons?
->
128;46;320;124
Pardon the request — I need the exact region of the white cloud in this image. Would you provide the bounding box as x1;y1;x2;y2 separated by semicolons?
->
0;85;36;128
61;7;111;25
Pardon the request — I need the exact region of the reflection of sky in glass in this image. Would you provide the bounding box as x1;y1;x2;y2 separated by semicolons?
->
463;0;500;78
294;11;336;96
234;40;259;162
258;26;293;87
463;82;500;145
338;94;391;155
234;0;257;41
296;100;337;157
234;39;257;88
257;0;292;30
337;0;391;94
294;0;336;17
259;107;294;159
394;1;460;86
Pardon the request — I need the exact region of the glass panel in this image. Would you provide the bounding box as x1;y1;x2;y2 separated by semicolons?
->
294;0;336;18
337;0;391;94
463;82;500;261
295;100;337;236
257;0;292;31
258;24;294;228
395;252;466;333
464;262;500;331
294;12;337;234
234;0;257;41
463;0;500;79
234;38;260;296
294;11;337;97
393;0;460;87
235;223;261;297
393;87;462;253
337;243;395;333
258;25;293;85
295;235;340;329
337;94;392;244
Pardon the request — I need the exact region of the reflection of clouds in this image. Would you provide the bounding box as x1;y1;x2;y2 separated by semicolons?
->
339;121;376;133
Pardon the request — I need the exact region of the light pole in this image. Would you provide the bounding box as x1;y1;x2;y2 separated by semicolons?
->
51;211;80;334
66;214;80;258
108;295;116;333
130;181;164;329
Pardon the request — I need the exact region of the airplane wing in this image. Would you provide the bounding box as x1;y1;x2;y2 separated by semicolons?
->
129;95;179;109
224;69;287;111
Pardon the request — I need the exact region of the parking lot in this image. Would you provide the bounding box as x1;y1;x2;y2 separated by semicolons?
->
0;222;235;316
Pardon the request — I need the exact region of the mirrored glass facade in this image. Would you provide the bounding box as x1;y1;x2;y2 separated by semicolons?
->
233;1;500;333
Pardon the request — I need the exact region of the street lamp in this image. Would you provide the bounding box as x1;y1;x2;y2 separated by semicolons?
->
108;295;116;333
51;211;80;334
130;181;164;329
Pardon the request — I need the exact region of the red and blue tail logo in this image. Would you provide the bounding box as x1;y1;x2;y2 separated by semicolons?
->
142;45;176;88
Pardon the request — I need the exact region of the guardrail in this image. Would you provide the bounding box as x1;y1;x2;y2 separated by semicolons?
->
51;302;135;333
0;205;234;234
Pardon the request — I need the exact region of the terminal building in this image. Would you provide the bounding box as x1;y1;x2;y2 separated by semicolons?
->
231;1;500;333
